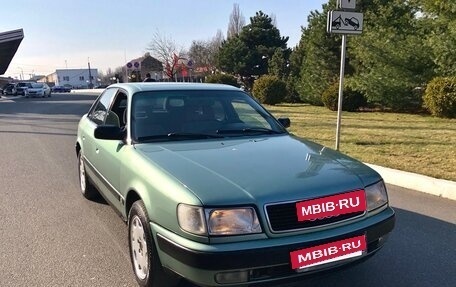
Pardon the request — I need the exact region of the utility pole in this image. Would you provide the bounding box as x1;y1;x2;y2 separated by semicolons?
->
88;57;93;89
18;67;24;80
124;49;128;83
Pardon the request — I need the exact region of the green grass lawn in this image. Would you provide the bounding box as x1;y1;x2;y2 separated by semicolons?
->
267;104;456;181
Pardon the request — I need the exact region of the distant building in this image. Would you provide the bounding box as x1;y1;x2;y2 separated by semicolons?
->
29;75;45;82
42;68;98;88
125;53;163;82
0;76;14;86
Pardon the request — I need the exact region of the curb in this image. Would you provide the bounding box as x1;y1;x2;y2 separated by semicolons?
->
0;95;24;100
366;163;456;201
70;89;104;95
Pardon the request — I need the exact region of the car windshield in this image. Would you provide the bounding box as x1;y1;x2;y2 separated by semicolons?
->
31;83;44;88
131;90;286;142
18;82;33;88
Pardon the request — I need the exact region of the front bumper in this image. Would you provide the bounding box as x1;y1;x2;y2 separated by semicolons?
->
27;92;44;97
153;207;395;286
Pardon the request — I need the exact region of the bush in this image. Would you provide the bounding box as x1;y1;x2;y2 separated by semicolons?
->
205;73;239;87
252;75;287;105
424;77;456;118
283;76;303;103
321;82;367;112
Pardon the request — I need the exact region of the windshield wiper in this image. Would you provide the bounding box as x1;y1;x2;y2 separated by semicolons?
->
167;132;224;139
216;127;283;135
138;132;224;142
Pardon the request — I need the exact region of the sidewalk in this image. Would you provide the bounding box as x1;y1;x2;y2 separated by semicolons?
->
366;164;456;201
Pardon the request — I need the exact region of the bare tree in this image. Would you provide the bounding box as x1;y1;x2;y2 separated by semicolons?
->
147;31;185;80
189;40;211;70
227;3;245;39
189;30;225;74
212;29;224;48
270;13;277;27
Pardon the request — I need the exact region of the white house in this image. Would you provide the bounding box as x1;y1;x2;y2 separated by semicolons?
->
44;68;98;88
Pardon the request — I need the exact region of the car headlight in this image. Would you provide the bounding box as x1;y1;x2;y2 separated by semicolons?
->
206;207;262;235
177;205;262;236
365;180;388;211
177;204;207;235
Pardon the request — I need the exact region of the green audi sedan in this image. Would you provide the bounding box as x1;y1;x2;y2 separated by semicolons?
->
75;83;395;287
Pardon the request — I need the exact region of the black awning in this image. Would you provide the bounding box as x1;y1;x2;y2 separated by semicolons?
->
0;29;24;75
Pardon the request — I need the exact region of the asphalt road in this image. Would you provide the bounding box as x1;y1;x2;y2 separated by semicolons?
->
0;93;455;287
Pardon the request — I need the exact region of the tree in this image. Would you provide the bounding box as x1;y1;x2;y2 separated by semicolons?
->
270;13;277;27
419;0;456;76
295;0;341;105
349;0;436;110
189;30;224;74
213;29;224;48
293;0;437;109
147;31;185;80
268;48;288;79
227;3;245;39
218;11;289;89
100;66;124;84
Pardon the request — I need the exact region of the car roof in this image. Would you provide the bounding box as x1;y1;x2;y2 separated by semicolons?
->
107;82;242;95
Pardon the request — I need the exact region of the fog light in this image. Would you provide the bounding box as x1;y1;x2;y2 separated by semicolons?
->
379;234;390;243
215;270;248;284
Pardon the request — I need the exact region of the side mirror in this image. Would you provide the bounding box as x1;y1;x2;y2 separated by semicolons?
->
278;117;291;128
94;125;125;140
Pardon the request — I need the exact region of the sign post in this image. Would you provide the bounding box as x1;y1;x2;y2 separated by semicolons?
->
335;35;347;151
327;0;363;150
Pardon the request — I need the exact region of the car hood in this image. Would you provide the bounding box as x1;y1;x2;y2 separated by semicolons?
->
28;88;44;92
134;135;381;206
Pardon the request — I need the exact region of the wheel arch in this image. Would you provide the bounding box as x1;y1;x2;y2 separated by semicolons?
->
125;189;142;219
75;141;81;158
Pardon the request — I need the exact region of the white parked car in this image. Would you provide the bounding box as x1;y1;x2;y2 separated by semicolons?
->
26;83;51;98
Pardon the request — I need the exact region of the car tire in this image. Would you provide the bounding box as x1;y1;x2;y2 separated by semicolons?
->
78;150;98;199
128;200;181;287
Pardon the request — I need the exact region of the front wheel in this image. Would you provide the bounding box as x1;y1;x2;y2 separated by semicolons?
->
128;201;180;287
78;150;98;199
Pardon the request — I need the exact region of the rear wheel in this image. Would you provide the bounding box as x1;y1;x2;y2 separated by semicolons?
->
128;200;180;287
78;150;98;199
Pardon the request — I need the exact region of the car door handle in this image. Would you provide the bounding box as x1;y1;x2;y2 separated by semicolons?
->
95;148;99;154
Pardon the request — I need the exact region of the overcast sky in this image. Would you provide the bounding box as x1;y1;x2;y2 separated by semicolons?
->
3;0;327;79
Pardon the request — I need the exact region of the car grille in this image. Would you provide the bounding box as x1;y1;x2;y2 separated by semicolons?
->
265;200;364;233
